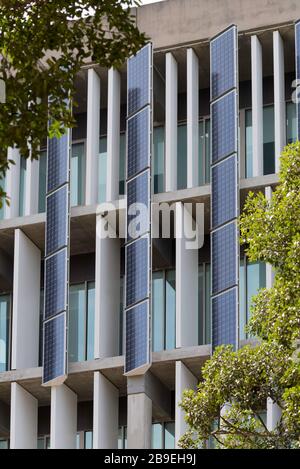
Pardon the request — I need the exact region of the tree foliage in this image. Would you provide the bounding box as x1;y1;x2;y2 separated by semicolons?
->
179;143;300;449
0;0;146;206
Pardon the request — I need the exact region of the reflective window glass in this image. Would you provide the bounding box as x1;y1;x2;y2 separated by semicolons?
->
98;137;107;203
38;150;47;213
153;127;165;194
177;125;187;190
165;270;176;350
0;294;10;372
263;106;275;175
286;102;297;144
152;272;164;352
119;133;126;196
71;143;85;207
19;156;27;216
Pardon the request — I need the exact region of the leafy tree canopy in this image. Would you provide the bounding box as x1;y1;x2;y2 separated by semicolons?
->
0;0;146;206
179;143;300;450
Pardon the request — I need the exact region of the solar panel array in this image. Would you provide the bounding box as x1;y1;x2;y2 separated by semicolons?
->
295;21;300;139
43;129;70;386
125;44;153;376
210;26;239;351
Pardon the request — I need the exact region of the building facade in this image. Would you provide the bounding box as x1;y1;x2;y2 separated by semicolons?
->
0;0;299;449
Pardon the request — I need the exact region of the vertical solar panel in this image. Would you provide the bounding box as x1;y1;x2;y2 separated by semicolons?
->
43;129;70;386
295;21;300;140
125;44;153;376
210;26;239;351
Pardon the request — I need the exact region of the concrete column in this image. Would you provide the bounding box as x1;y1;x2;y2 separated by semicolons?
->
127;393;152;449
93;371;119;449
175;361;197;448
10;383;38;449
106;68;121;203
50;385;77;449
267;397;282;431
273;31;286;174
175;203;199;348
265;187;275;289
86;68;100;205
11;229;41;370
251;36;264;177
5;148;21;219
187;48;199;188
24;156;39;216
94;213;120;359
165;53;178;192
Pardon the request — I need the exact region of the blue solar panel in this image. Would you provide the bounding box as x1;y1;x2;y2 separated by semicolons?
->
126;236;150;308
47;132;70;193
125;301;149;374
127;170;150;241
212;288;237;350
211;90;237;164
44;249;68;320
127;108;151;180
211;26;237;101
45;186;69;256
127;44;151;117
212;222;238;295
43;313;66;385
212;155;238;229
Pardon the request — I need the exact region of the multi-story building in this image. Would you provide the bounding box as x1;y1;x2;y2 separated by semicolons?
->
0;0;299;449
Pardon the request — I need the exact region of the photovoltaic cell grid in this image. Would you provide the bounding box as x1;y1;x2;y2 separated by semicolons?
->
126;236;149;309
127;108;150;180
44;249;68;320
43;313;66;384
127;44;151;117
47;133;69;193
212;155;237;230
46;185;68;257
212;223;238;296
125;302;149;373
211;26;237;101
211;90;237;164
212;289;237;349
127;170;150;241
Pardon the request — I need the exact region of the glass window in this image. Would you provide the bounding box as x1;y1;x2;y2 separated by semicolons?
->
0;439;9;450
198;264;211;345
38;150;47;213
153;127;165;194
98;137;107;203
164;422;175;449
239;260;266;340
152;272;164;352
71;143;85;207
119;134;126;196
37;437;45;449
86;282;95;361
84;431;93;449
68;282;95;363
152;270;176;353
239;258;246;341
198;122;205;185
151;422;175;449
245;110;253;178
118;426;127;449
19;156;27;217
0;294;10;372
165;270;176;350
151;423;163;449
263;106;275;175
205;264;211;345
205;120;211;184
177;125;187;190
247;262;266;326
39;290;44;366
286;102;297;144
